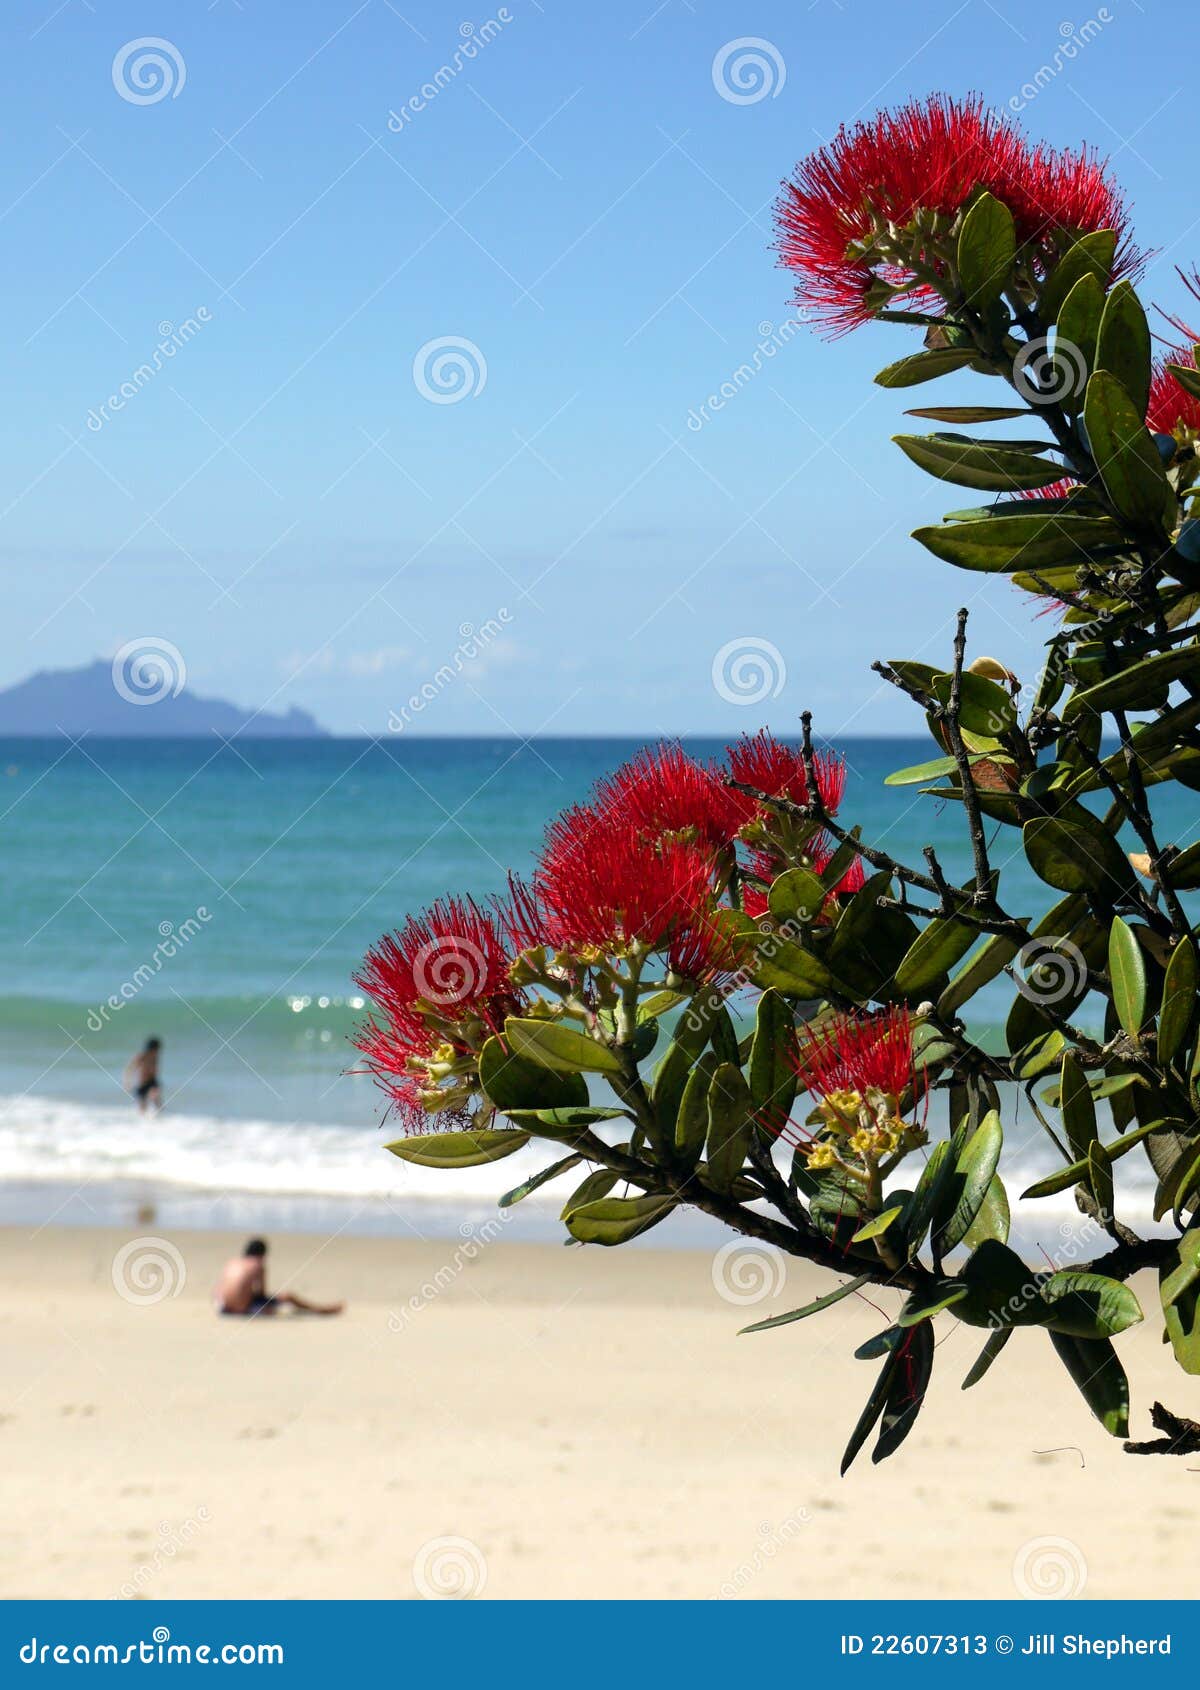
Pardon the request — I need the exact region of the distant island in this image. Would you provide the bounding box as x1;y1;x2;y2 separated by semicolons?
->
0;660;328;738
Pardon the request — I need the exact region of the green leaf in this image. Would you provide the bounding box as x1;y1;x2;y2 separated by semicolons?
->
958;1238;1045;1330
898;1282;969;1327
903;1140;953;1261
674;1052;719;1163
824;870;917;1000
740;1273;870;1335
1039;1271;1144;1339
506;1105;625;1136
957;191;1015;310
564;1193;674;1245
938;931;1023;1017
904;405;1028;423
1059;1050;1098;1161
893;433;1065;493
385;1127;530;1168
894;913;978;998
704;1062;754;1193
1054;272;1104;413
930;669;1017;737
1084;369;1171;528
748;989;797;1136
1065;644;1200;717
560;1166;620;1220
1096;280;1152;418
1013;1029;1067;1079
1166;361;1200;402
1037;230;1117;326
1023;813;1136;900
1162;1234;1200;1374
1108;916;1147;1038
1048;1332;1130;1436
1088;1139;1115;1222
817;829;864;889
478;1036;589;1113
961;1174;1011;1251
934;1109;1004;1256
874;347;978;388
1162;1228;1200;1311
849;1205;905;1244
499;1152;583;1207
766;867;825;925
504;1017;624;1077
884;752;962;787
912;513;1123;572
1156;1140;1200;1227
854;1325;904;1360
873;1324;935;1464
1168;841;1200;889
961;1326;1012;1390
1160;937;1198;1067
840;1353;897;1476
747;935;840;999
1020;1119;1168;1199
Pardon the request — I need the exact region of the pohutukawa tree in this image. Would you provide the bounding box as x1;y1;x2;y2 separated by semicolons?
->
357;94;1200;1469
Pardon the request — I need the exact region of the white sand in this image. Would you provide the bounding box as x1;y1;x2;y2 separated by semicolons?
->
0;1225;1191;1599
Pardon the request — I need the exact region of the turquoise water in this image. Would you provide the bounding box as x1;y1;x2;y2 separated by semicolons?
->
0;735;1196;1232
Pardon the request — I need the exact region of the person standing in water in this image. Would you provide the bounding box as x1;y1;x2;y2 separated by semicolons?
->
124;1037;163;1112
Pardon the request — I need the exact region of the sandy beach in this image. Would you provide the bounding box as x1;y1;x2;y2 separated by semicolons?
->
0;1222;1192;1601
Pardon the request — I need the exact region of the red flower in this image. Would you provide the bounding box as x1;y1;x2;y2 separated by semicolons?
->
741;881;770;920
728;730;847;815
493;872;545;956
810;833;866;896
592;742;744;851
741;836;862;922
535;805;735;983
775;95;1135;334
353;895;524;1125
1017;476;1081;502
1147;353;1200;437
794;1006;921;1105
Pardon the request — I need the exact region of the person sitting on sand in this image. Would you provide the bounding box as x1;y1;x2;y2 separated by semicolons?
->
213;1238;344;1317
123;1037;163;1113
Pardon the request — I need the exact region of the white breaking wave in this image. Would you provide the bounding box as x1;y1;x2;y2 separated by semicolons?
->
0;1093;575;1207
0;1093;1164;1246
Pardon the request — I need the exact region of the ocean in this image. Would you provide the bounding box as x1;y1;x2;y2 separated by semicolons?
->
0;735;1192;1244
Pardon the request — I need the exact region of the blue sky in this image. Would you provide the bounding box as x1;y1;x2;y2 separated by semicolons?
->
1;0;1189;735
